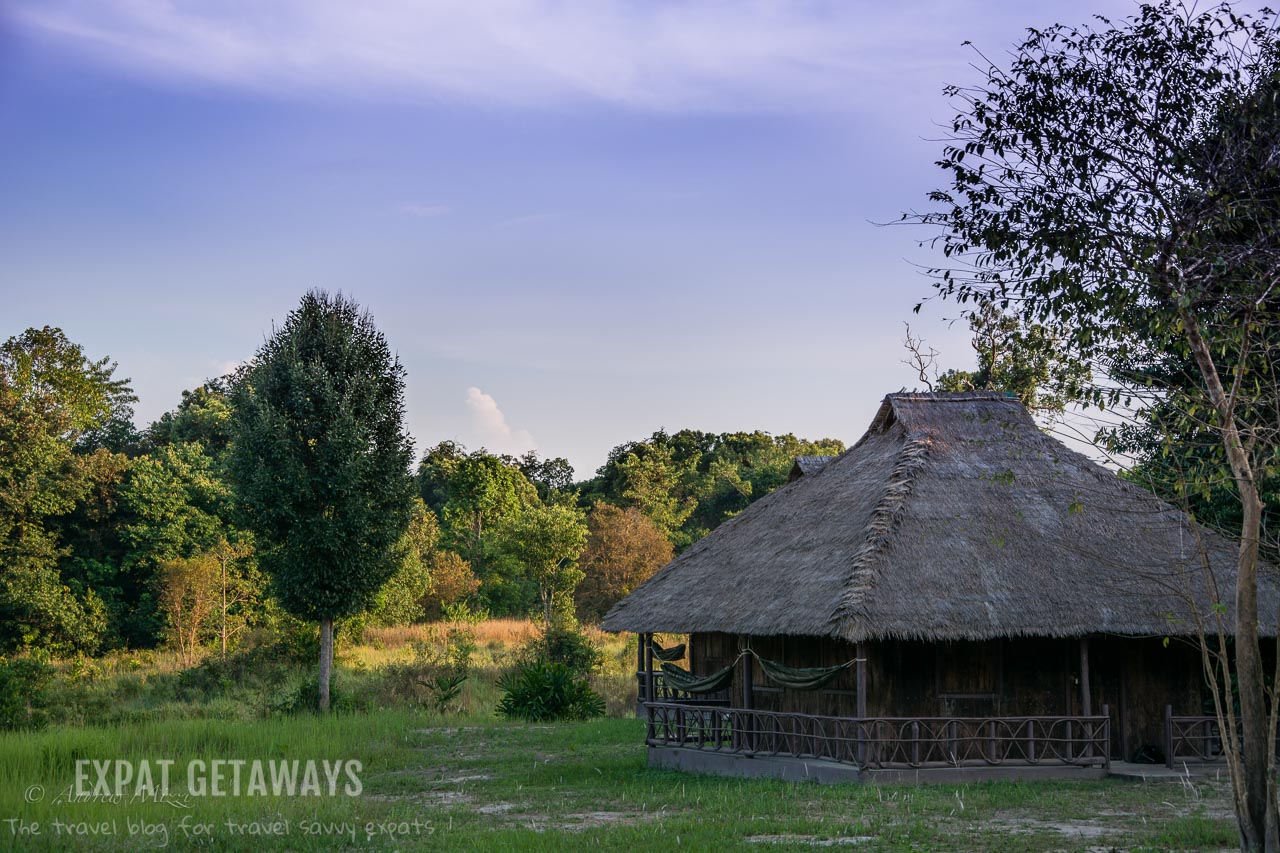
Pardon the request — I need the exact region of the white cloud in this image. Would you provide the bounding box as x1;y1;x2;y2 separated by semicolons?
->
6;0;987;112
464;386;536;455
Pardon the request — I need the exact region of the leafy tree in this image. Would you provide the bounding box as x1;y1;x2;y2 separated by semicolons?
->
369;498;478;625
51;447;136;647
425;550;480;617
583;429;844;548
210;536;258;658
155;553;220;665
576;502;673;622
122;443;231;564
439;451;537;556
117;442;236;646
230;291;415;712
432;449;538;612
910;3;1280;843
614;443;696;544
514;451;575;502
416;440;466;515
147;379;236;455
934;306;1089;415
493;501;588;625
0;327;133;654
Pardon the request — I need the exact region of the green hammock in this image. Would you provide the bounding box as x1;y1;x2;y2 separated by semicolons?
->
660;662;734;694
756;657;856;691
650;640;687;662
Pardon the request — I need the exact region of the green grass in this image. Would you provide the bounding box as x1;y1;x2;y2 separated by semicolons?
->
0;710;1241;851
0;624;1243;850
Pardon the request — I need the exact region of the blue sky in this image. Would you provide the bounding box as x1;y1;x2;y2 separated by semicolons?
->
0;0;1222;475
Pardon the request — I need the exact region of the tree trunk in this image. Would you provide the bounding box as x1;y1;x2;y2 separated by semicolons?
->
318;618;334;713
220;557;228;660
1235;489;1274;851
1181;309;1277;851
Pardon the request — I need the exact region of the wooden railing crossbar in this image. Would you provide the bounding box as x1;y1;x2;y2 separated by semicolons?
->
644;702;1110;770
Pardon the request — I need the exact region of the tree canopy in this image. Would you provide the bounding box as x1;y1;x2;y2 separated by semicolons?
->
230;290;416;710
911;2;1280;844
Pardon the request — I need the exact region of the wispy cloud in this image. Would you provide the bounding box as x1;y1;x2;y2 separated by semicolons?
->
400;203;451;218
495;212;557;228
6;0;987;112
464;386;536;456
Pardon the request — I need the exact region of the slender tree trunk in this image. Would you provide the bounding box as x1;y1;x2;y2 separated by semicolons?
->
1182;309;1276;851
318;618;334;713
220;557;228;660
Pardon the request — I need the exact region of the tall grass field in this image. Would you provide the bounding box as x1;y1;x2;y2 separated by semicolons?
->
0;621;1241;851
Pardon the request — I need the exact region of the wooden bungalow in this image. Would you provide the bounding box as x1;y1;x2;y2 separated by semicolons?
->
602;392;1279;782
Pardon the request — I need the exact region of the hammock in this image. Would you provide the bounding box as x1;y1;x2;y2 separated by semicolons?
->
756;656;856;691
660;662;734;694
650;640;687;662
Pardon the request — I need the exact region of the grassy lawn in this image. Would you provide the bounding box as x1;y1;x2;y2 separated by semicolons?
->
0;710;1240;851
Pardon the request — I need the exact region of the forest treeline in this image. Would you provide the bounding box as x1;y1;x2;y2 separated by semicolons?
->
0;324;843;658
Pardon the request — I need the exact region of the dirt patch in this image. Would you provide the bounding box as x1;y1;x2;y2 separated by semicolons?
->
476;803;515;815
430;773;492;784
745;835;876;846
991;817;1115;839
365;790;473;806
509;810;667;832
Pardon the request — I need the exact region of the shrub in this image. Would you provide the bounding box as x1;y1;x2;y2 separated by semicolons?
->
380;626;475;714
519;622;602;677
0;657;55;730
496;661;605;722
441;600;488;625
269;669;373;716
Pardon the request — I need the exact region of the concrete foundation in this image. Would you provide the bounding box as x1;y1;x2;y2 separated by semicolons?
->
647;747;1109;784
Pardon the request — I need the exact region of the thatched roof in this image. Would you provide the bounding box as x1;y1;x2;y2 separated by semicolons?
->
603;392;1278;641
788;455;836;482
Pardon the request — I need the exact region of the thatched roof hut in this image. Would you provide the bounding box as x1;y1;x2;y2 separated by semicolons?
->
603;391;1277;642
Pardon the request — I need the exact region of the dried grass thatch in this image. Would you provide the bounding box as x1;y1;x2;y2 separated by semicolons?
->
602;392;1278;641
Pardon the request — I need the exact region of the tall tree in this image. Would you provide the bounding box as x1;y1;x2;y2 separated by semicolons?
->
116;442;233;646
0;328;133;654
614;442;696;544
230;291;415;711
584;429;844;547
910;3;1280;844
146;379;237;455
493;501;588;625
514;451;575;502
575;502;673;622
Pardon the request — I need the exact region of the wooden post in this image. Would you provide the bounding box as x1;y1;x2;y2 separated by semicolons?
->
856;642;868;718
1165;704;1175;769
740;638;754;752
643;633;654;704
1101;704;1111;767
856;642;868;765
1079;637;1092;716
1079;637;1092;759
636;632;645;703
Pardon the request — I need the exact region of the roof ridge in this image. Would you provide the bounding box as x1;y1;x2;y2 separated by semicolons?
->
827;431;932;636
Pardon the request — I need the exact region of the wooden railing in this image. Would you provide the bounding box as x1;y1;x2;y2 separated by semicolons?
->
636;671;731;707
645;702;1110;770
1165;707;1229;767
